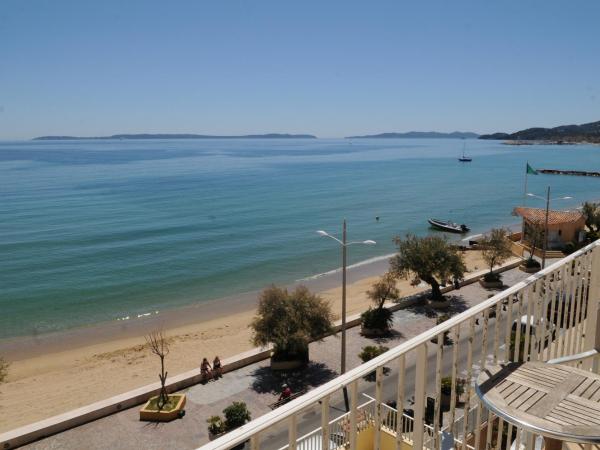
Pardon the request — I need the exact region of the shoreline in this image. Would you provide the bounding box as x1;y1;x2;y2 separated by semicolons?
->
0;249;492;432
0;252;394;362
0;223;522;361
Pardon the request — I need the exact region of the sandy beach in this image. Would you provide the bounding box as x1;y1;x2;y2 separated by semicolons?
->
0;250;490;432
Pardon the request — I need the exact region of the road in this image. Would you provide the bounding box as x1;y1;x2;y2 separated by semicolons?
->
259;313;510;450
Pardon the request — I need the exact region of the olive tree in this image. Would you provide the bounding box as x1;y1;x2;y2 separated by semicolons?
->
390;234;466;302
480;228;513;281
582;201;600;240
524;223;544;268
251;285;334;362
361;272;399;332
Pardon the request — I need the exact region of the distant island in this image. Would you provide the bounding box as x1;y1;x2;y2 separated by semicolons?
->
33;133;317;141
346;131;479;139
479;120;600;144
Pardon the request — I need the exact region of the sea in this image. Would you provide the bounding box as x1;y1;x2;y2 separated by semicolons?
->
1;138;599;341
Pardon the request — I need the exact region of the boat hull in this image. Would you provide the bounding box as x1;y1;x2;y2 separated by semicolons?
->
428;219;469;233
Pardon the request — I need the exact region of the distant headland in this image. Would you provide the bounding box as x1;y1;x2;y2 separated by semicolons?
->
32;133;317;141
345;131;479;139
479;120;600;144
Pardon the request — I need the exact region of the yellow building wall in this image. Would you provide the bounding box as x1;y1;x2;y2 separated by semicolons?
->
380;428;414;450
353;424;414;450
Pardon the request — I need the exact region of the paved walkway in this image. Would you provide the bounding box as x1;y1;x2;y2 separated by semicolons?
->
22;267;532;450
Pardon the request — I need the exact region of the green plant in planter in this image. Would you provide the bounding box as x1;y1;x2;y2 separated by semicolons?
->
524;258;541;269
223;401;251;431
359;345;390;381
480;228;512;283
563;241;576;254
361;272;399;333
251;285;333;363
440;376;465;396
207;415;225;435
358;345;389;363
523;223;544;266
390;234;465;302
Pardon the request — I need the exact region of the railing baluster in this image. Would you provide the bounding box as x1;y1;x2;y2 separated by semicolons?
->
533;279;545;361
485;412;494;450
571;258;584;357
250;433;259;450
321;395;329;450
493;302;501;364
565;260;578;357
375;366;383;450
494;417;504;450
462;317;476;450
506;423;514;450
536;275;550;361
514;291;524;362
504;294;514;363
414;344;428;450
396;355;405;449
434;333;443;450
474;309;490;450
523;284;533;361
545;270;558;362
349;381;358;450
552;266;565;358
288;414;297;450
450;324;460;438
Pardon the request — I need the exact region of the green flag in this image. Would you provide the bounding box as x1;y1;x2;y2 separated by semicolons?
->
526;163;538;175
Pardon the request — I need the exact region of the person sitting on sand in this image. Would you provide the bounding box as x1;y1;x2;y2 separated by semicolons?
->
213;356;222;379
279;384;292;402
200;357;212;381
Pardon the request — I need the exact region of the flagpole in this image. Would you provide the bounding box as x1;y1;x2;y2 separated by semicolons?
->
523;160;529;206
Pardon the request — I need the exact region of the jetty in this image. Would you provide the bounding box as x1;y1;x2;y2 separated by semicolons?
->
539;168;600;177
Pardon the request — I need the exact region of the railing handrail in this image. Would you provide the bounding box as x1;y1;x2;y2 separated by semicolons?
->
200;239;600;450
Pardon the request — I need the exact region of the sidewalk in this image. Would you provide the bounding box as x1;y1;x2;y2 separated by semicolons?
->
22;267;532;450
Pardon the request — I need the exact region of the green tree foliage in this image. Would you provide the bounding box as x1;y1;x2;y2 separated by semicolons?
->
582;202;600;240
390;234;466;301
223;401;251;431
524;223;544;266
251;285;334;360
480;228;513;278
361;272;398;331
0;357;9;384
358;345;389;363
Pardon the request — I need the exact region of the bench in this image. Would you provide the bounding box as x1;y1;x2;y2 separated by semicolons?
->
269;389;307;409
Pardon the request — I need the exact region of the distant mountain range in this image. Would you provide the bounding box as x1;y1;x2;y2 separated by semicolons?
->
346;131;479;139
479;120;600;143
33;133;317;141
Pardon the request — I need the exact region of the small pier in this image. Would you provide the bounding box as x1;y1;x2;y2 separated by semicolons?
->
539;168;600;177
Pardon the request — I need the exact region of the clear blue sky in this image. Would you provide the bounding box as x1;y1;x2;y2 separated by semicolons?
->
1;0;599;139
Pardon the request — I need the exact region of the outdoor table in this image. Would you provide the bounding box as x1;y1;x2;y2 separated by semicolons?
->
476;361;600;450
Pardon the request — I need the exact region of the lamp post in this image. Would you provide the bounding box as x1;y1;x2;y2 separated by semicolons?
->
317;220;376;410
526;188;572;269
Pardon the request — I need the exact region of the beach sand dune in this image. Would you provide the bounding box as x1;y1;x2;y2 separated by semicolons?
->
0;251;488;432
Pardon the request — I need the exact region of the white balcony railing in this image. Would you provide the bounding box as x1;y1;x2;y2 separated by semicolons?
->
201;240;600;450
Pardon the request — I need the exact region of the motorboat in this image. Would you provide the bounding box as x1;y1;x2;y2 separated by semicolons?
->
428;218;470;233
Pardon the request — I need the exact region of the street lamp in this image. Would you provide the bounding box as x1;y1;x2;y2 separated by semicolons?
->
526;188;572;269
317;220;376;410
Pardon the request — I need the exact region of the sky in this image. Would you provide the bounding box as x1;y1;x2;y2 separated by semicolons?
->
1;0;599;139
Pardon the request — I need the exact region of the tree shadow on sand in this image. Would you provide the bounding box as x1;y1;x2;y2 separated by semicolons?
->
250;362;338;394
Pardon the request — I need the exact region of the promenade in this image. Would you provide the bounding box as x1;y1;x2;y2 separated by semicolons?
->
22;267;531;450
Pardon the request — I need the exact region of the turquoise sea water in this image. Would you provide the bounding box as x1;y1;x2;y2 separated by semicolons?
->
1;138;599;340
